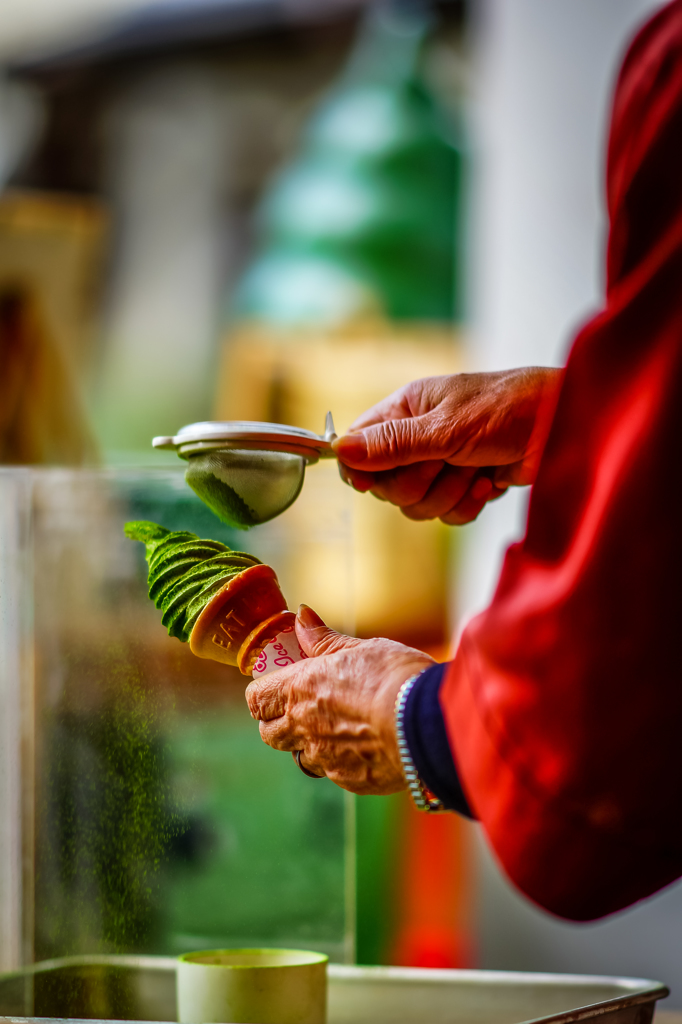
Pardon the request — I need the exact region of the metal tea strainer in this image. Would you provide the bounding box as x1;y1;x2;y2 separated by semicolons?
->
152;413;338;528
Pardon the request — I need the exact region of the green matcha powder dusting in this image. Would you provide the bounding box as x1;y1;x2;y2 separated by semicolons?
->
125;520;262;642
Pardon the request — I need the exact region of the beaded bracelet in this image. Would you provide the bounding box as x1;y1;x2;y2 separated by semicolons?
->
395;674;445;813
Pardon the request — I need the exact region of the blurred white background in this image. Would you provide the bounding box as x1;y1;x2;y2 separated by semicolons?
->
461;0;668;623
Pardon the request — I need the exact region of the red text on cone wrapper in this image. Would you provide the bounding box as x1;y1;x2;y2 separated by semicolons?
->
252;624;308;678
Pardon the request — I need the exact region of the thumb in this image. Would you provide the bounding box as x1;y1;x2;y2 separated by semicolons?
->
333;413;451;471
296;604;363;657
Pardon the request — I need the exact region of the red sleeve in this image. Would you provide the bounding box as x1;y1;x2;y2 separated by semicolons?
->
441;0;682;922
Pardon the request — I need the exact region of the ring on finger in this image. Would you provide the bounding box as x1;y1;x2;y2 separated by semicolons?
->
294;750;325;779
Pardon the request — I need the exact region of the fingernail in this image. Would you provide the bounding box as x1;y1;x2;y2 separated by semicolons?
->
333;433;367;463
297;603;325;629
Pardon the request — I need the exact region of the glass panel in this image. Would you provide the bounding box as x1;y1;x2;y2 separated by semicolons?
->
0;466;354;967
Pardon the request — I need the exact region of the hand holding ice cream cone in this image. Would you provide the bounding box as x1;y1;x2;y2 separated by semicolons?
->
245;605;434;791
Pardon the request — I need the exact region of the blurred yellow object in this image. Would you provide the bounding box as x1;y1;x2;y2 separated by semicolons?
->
215;322;462;647
0;190;106;465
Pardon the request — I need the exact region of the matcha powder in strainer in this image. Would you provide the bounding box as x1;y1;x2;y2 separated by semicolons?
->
184;458;258;530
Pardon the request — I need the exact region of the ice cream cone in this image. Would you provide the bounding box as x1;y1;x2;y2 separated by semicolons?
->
189;563;288;667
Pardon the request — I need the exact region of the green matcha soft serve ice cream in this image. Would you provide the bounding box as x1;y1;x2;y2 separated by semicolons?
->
125;520;262;642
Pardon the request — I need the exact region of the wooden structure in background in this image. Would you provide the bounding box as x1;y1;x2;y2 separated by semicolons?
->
216;322;462;649
0;190;106;465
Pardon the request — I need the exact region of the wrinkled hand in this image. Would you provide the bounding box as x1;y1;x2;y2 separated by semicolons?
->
245;605;434;794
332;367;563;525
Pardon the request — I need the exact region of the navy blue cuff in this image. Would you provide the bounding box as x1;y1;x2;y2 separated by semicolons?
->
402;663;476;819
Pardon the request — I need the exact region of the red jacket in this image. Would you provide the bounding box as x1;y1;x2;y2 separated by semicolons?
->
442;0;682;921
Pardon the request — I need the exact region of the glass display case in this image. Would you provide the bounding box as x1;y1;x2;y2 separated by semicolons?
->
0;464;354;973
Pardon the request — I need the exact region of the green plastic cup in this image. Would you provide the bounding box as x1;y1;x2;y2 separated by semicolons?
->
176;948;328;1024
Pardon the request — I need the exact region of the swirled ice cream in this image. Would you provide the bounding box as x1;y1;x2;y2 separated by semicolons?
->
124;520;262;642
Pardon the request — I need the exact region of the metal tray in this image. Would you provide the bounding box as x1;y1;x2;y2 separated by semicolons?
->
0;954;668;1024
